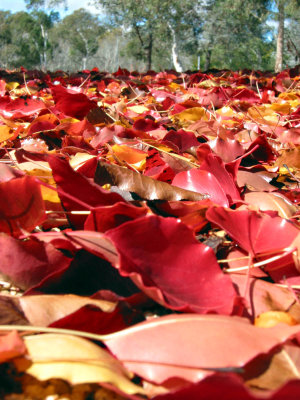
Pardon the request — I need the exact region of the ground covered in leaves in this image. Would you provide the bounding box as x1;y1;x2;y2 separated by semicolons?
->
0;65;299;399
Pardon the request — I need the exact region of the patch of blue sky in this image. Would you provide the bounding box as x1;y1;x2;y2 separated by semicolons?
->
0;0;102;17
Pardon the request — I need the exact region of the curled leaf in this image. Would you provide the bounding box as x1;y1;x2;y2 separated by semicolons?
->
95;161;208;201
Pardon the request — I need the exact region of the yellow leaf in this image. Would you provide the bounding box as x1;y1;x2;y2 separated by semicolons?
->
269;103;291;114
21;165;60;204
275;148;300;170
172;107;208;124
6;82;19;91
22;334;145;395
0;125;15;143
278;92;299;101
255;311;297;328
168;82;182;92
216;106;236;117
70;153;96;171
60;117;80;124
248;106;280;126
198;79;219;88
41;186;60;203
127;105;149;114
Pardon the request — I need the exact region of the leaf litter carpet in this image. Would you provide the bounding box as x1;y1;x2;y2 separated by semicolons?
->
0;66;299;399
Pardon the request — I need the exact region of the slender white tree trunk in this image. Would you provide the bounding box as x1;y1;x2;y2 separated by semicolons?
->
167;22;183;72
275;0;284;72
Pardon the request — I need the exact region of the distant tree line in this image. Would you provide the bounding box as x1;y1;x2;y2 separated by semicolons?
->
0;0;299;72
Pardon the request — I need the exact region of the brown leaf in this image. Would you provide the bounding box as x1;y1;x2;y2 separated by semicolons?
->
95;161;208;201
18;294;117;326
245;344;300;390
0;295;29;326
237;170;276;192
242;191;297;218
86;107;114;125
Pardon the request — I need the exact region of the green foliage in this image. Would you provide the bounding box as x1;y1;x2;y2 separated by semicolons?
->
0;0;299;71
49;9;105;70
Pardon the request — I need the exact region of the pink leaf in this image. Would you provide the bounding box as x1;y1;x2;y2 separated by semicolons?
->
0;331;27;363
105;313;300;384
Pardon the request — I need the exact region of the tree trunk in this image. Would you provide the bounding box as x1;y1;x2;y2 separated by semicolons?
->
204;49;212;71
168;22;183;72
40;24;47;71
275;0;284;72
146;32;153;71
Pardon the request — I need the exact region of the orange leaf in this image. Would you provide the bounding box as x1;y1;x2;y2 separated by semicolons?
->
111;144;148;165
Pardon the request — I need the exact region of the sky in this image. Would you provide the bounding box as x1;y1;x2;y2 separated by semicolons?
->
0;0;102;17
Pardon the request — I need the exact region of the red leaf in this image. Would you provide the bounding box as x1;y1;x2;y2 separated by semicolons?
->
59;119;96;138
206;207;299;256
51;85;97;120
133;118;159;132
0;175;45;236
84;202;148;232
162;129;199;153
106;215;236;314
0;96;46;119
152;374;258;400
199;153;241;204
0;234;71;290
152;373;300;400
172;168;229;206
50;301;144;335
47;155;124;228
172;153;241;206
246;134;278;163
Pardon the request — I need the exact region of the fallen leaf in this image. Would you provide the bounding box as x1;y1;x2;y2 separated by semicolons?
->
22;333;145;394
95;161;208;201
243;192;298;218
51;85;97;120
84;202;149;232
275;147;300;169
237;170;277;192
48;155;124;228
206;206;299;256
106;214;236;314
172;168;229;206
0;331;27;363
245;344;300;391
0;175;45;236
230;274;300;321
18;294;117;326
0;234;71;290
104;313;300;384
